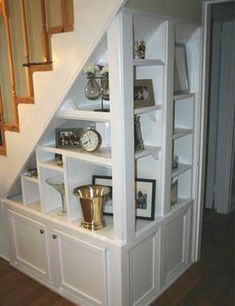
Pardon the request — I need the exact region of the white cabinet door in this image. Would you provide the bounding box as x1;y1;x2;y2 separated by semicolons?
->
8;210;49;281
160;205;192;288
51;229;109;306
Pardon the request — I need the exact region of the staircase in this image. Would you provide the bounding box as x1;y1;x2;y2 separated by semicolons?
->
0;0;127;199
0;0;74;155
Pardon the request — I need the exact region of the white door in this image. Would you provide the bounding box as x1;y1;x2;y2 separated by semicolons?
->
51;229;109;306
9;210;49;281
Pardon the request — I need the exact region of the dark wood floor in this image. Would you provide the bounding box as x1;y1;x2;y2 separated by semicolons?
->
0;210;234;306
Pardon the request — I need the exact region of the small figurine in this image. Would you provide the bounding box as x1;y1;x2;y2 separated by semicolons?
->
138;40;146;59
134;40;146;59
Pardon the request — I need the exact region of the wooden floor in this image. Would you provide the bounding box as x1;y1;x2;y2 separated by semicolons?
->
0;210;234;306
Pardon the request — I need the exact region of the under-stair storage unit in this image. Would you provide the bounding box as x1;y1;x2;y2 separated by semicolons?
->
3;8;202;306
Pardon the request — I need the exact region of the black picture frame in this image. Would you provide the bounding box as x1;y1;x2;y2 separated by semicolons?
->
55;128;84;148
92;175;156;220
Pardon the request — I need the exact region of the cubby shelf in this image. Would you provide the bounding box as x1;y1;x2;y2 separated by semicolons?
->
171;163;191;178
135;145;161;160
133;59;165;66
56;109;111;122
134;105;161;115
173;93;195;101
38;160;63;172
173;128;193;140
170;198;193;211
22;174;39;184
39;146;112;167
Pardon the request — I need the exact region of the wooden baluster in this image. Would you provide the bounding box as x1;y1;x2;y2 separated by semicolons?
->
0;86;6;155
60;0;67;31
1;0;18;129
0;0;2;17
40;0;50;63
19;0;33;96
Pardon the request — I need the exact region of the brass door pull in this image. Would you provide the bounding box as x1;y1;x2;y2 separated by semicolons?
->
40;229;44;234
52;234;57;239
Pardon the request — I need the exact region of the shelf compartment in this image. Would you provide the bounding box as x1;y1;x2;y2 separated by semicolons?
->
135;145;161;160
170;198;192;210
173;93;195;101
171;163;191;178
56;109;111;122
40;146;112;167
21;174;40;206
22;174;39;184
173;128;193;140
134;105;161;115
133;59;165;66
38;160;64;172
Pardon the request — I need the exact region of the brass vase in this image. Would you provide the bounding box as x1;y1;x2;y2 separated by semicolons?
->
73;184;110;231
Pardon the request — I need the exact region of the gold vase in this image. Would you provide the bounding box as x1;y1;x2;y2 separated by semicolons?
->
73;184;110;231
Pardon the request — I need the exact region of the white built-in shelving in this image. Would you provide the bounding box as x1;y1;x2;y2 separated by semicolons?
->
5;9;202;305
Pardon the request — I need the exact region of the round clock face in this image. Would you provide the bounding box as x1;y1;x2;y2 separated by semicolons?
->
80;129;102;152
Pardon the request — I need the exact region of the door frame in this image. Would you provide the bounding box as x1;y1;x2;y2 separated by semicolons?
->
195;0;234;261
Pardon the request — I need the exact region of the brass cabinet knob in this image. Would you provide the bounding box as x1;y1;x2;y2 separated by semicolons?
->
40;229;44;234
52;234;57;239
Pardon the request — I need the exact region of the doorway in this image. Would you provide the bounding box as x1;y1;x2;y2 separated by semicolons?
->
204;1;235;214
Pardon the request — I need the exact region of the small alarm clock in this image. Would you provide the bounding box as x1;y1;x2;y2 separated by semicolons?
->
80;128;102;152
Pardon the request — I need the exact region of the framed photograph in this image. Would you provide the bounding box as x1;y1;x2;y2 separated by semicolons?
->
92;176;113;215
174;43;189;94
55;128;84;148
92;175;156;220
134;79;155;109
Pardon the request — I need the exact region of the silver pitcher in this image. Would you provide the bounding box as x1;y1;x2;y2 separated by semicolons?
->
73;184;110;231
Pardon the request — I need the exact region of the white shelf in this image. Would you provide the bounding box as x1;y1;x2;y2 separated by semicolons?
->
134;105;161;115
173;128;193;140
133;59;165;66
22;174;39;184
171;163;191;178
40;146;112;167
170;198;193;210
38;160;64;172
173;93;195;101
135;145;161;160
56;109;111;122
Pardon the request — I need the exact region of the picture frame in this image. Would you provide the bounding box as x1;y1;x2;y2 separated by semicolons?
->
174;43;190;94
92;175;156;220
134;79;155;109
55;128;84;148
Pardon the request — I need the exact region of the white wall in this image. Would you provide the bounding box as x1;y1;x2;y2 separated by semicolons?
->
127;0;202;23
